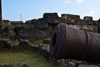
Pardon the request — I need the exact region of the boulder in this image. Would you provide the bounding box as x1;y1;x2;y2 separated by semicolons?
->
25;20;31;24
1;62;30;67
0;39;11;49
79;65;99;67
19;39;30;49
61;14;81;24
84;16;93;21
53;59;65;66
43;13;59;23
37;23;48;30
43;38;51;44
38;44;52;61
23;24;34;30
75;61;82;67
31;19;38;24
7;31;15;36
35;30;46;38
67;62;75;66
11;43;19;49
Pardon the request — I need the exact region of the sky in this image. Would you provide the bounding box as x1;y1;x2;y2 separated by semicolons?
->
2;0;100;22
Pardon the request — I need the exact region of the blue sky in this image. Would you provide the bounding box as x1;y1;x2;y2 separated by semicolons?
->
2;0;100;22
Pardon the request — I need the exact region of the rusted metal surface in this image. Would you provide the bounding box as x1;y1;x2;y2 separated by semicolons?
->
50;23;100;63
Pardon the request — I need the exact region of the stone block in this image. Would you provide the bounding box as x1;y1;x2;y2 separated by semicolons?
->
67;62;75;66
84;16;93;21
35;30;46;38
68;25;82;30
79;65;99;67
43;39;51;44
0;39;11;49
23;24;34;30
7;31;15;36
43;13;59;23
19;39;30;49
37;23;48;29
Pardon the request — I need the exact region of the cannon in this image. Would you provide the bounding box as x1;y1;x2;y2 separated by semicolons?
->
50;23;100;63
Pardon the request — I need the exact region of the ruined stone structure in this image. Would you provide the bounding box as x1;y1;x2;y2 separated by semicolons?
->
9;21;23;27
2;13;100;40
19;13;99;39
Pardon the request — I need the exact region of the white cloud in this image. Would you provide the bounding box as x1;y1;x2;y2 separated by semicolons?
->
75;0;84;3
62;0;84;4
67;1;71;3
62;0;71;4
85;11;100;20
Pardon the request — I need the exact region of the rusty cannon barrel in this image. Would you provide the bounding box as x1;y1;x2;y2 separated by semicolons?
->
50;23;100;63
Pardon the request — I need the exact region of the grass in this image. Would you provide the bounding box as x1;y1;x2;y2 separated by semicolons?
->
0;49;64;67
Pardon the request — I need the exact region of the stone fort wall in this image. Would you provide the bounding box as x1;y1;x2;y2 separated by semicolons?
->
2;13;100;39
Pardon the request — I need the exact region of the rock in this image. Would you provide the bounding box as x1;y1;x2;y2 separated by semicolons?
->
11;43;19;49
25;63;30;67
36;18;48;29
10;21;23;27
84;16;93;21
42;49;51;61
7;31;15;36
25;20;31;24
79;65;99;67
2;64;7;67
31;19;38;24
43;13;59;23
53;58;59;66
65;59;68;63
35;30;46;38
0;39;11;49
53;59;65;66
1;62;30;67
19;39;30;49
34;45;39;53
16;62;30;67
23;24;34;30
19;31;35;37
37;22;48;30
70;59;76;62
2;64;14;67
39;44;52;61
30;45;35;50
14;26;22;35
75;61;82;67
38;44;43;55
30;45;39;53
43;39;51;44
61;14;80;24
57;59;65;66
43;13;59;19
41;44;50;51
67;62;75;66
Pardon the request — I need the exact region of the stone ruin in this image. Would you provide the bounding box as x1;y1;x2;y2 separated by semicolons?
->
0;0;100;66
0;13;100;67
1;13;100;40
0;13;100;66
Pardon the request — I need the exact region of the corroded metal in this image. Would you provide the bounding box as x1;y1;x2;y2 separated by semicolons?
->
50;23;100;63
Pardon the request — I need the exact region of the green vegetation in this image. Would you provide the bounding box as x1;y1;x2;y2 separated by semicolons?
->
30;36;44;45
0;49;63;67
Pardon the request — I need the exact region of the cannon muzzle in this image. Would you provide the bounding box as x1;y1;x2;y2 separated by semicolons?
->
50;23;100;63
